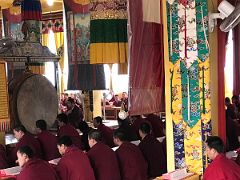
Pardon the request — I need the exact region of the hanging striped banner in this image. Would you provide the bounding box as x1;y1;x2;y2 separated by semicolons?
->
90;0;128;64
0;62;10;132
21;0;42;20
167;0;212;174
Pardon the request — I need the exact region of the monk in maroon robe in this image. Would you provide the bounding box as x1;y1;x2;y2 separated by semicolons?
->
118;117;138;141
203;136;240;180
93;116;114;147
87;129;120;180
66;98;83;129
16;146;58;180
57;113;82;149
56;136;95;180
131;115;146;138
10;125;42;165
0;144;8;169
236;153;240;165
138;122;167;178
113;129;148;180
145;113;165;137
36;120;60;161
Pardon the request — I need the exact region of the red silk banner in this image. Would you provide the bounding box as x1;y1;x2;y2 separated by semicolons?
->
128;0;165;115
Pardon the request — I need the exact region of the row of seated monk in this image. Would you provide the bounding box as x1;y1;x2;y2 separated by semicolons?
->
1;125;240;180
0;114;167;180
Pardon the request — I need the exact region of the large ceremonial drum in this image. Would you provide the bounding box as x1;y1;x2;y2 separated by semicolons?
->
9;72;58;133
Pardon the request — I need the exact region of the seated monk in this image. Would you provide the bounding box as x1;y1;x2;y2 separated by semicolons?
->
138;122;167;178
16;146;58;180
0;144;8;169
57;113;82;150
56;136;95;180
79;120;93;151
118;117;138;141
65;97;83;129
203;136;240;180
9;125;42;165
87;129;121;180
93;116;114;147
131;115;146;139
36;119;60;161
145;113;165;137
113;129;148;180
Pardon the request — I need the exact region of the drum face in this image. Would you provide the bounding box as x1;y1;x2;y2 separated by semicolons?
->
15;74;58;133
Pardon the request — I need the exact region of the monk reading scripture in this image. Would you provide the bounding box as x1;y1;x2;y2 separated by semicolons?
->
138;122;167;178
203;136;240;180
93;116;114;147
113;129;148;180
87;129;121;180
57;113;82;149
56;136;95;180
10;125;42;165
16;146;58;180
36;119;60;161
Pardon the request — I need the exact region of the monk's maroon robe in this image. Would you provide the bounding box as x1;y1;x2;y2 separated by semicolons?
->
56;146;95;180
131;117;146;137
0;144;8;169
138;135;167;178
203;154;240;180
58;124;82;149
37;130;60;161
17;158;59;180
87;142;120;180
146;114;165;137
116;142;148;180
97;124;114;148
10;133;42;165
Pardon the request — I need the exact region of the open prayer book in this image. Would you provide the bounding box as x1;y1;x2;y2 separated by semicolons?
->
0;166;21;176
48;158;61;165
162;168;194;180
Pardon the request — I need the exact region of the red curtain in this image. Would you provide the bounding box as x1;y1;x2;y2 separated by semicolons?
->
128;0;165;115
233;25;240;96
218;27;227;144
218;0;239;144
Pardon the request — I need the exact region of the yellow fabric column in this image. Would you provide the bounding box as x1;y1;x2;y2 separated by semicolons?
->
54;32;64;93
163;0;212;174
0;62;10;132
93;90;103;118
208;0;219;135
162;0;175;171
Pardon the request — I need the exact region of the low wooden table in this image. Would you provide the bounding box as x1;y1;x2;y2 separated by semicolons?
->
102;105;121;120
